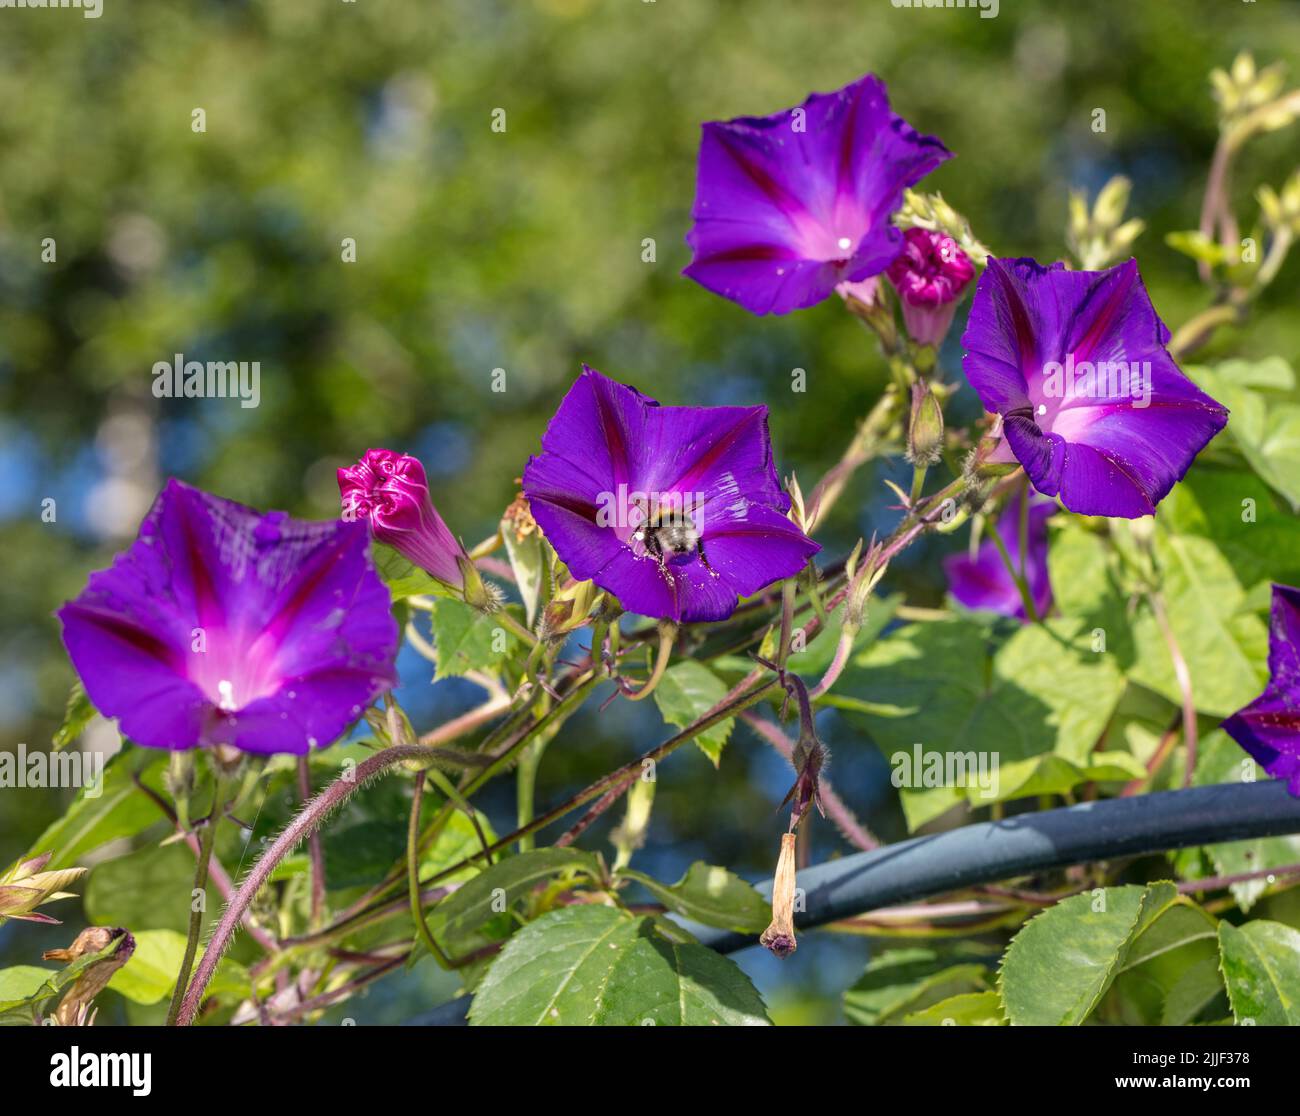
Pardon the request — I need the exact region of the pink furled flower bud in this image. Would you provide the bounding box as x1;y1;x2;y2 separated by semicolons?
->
886;227;975;348
338;449;468;589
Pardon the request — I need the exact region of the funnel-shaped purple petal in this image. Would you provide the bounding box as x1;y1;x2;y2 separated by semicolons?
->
943;491;1054;621
522;366;819;623
684;73;951;316
961;257;1228;517
58;480;399;754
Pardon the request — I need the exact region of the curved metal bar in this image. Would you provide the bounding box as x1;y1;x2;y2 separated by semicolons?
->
406;780;1300;1025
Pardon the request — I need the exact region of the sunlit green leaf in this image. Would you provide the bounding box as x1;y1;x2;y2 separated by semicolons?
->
426;847;602;950
428;598;517;680
618;861;769;933
469;905;769;1026
1218;919;1300;1025
653;661;734;766
903;990;1005;1026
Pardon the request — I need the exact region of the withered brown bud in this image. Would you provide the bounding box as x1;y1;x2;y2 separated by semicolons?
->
759;833;799;959
43;926;135;1026
502;488;538;542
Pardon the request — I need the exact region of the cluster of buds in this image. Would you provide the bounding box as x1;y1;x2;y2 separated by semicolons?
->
1210;52;1294;130
0;852;87;926
1066;176;1146;271
894;189;990;267
1259;170;1300;238
339;449;496;612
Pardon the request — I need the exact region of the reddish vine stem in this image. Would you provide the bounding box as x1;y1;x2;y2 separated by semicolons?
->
174;742;440;1026
272;955;408;1024
740;710;879;851
276;883;458;951
134;771;279;953
302;670;597;947
419;673;782;888
1120;712;1182;797
417;692;512;746
1177;860;1300;895
553;784;625;849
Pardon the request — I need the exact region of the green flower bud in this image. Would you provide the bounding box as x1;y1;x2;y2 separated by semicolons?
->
907;384;945;466
542;578;601;640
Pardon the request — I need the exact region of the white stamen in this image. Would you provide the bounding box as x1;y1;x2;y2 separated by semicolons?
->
217;679;236;711
837;237;853;252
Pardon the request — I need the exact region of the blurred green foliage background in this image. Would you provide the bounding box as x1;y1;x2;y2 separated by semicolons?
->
2;0;1298;1023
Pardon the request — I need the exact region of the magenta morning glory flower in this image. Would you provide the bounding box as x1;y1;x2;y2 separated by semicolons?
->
961;257;1228;518
1223;584;1300;796
887;227;975;347
521;366;820;623
684;73;951;316
943;491;1054;621
59;480;399;755
338;449;469;590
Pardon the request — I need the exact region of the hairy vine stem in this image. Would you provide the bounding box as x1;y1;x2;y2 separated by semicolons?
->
174;742;448;1026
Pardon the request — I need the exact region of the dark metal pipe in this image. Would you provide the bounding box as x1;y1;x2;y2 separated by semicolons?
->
407;780;1300;1025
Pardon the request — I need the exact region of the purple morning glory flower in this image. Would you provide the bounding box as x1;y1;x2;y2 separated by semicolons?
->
684;73;951;316
943;491;1055;620
59;480;399;755
521;366;820;623
1223;584;1300;796
338;449;468;590
961;257;1228;517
